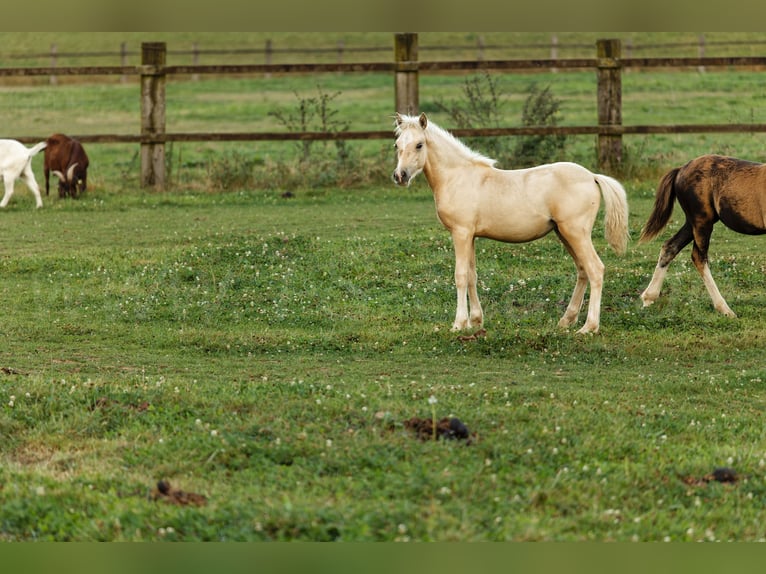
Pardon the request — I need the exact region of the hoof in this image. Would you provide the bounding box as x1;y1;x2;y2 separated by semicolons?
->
576;326;598;335
640;290;657;307
451;320;479;332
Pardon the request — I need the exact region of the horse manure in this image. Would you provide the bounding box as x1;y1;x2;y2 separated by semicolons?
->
152;479;208;507
404;416;476;444
681;466;738;486
706;467;738;483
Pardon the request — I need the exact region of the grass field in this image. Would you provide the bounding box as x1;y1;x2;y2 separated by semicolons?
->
2;33;766;541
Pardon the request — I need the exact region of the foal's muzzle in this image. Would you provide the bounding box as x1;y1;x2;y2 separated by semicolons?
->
393;169;409;186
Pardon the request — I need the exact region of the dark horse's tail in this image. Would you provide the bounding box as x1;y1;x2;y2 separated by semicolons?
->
639;167;680;243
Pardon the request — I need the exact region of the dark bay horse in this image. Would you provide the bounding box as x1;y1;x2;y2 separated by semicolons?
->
640;154;766;317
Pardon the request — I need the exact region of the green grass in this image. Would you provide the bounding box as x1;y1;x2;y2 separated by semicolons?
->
1;184;766;541
2;32;766;541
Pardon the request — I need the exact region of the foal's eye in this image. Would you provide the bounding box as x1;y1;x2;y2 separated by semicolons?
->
416;143;423;150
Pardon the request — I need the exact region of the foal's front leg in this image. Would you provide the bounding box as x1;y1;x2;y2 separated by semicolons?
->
691;235;736;317
641;223;693;307
451;232;482;331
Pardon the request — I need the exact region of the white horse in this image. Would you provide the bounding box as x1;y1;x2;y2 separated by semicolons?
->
392;112;629;334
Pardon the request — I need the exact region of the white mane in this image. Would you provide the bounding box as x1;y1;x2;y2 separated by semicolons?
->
394;114;497;168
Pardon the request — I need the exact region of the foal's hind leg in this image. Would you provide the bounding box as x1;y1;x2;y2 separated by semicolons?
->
641;222;693;307
690;226;736;317
555;240;588;329
555;229;604;334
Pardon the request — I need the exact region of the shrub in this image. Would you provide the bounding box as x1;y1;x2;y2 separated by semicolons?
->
435;73;567;168
434;72;510;163
512;83;567;167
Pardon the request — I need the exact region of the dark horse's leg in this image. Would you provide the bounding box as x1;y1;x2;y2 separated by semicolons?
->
640;221;694;307
690;220;737;317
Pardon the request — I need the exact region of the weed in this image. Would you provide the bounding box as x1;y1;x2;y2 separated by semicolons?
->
268;86;350;164
244;85;395;191
205;151;261;191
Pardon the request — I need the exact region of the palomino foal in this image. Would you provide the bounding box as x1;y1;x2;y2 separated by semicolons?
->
392;112;629;334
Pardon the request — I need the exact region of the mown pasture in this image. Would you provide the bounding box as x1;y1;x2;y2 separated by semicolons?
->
1;33;766;541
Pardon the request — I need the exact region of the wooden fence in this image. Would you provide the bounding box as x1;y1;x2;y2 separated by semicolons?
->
4;34;766;189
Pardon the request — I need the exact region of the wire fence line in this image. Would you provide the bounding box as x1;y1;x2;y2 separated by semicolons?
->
4;34;766;68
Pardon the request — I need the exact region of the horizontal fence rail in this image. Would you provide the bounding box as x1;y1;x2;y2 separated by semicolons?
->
14;124;766;146
8;56;766;77
3;35;766;187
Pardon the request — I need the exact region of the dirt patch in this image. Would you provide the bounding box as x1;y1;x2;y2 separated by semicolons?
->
91;396;150;413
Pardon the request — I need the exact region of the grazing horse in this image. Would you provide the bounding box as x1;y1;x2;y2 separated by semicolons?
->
640;154;766;317
392;112;629;334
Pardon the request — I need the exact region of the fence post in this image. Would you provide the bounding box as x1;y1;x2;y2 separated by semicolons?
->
140;42;167;190
264;39;273;78
394;33;419;114
50;43;58;85
596;38;622;172
192;42;200;81
120;42;128;83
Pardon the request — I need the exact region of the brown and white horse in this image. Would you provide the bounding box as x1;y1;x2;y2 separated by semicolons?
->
392;112;629;334
640;154;766;317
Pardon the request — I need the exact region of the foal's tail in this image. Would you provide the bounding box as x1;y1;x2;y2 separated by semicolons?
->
638;167;679;243
594;174;630;255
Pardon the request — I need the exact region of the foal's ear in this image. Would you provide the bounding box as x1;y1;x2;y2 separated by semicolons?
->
394;112;404;126
418;112;428;129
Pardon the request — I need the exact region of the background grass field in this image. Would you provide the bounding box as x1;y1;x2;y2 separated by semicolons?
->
2;33;766;541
